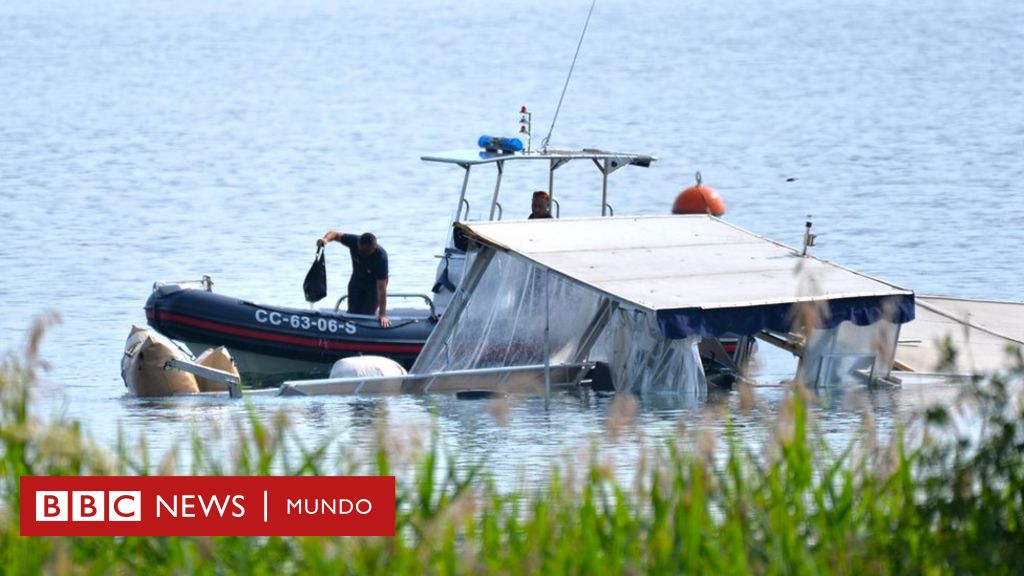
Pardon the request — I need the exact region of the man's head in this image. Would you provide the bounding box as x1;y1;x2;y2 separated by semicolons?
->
531;191;550;218
357;232;378;256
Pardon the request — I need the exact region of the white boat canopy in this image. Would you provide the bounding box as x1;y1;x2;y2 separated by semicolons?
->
453;214;915;339
407;214;915;396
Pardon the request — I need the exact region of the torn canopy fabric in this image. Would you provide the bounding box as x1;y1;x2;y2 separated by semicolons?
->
591;307;705;398
799;319;900;386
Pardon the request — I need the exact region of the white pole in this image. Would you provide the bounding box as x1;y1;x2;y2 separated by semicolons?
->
544;268;551;410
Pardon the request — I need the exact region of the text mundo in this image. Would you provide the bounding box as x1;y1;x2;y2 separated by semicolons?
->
287;497;373;515
35;493;375;521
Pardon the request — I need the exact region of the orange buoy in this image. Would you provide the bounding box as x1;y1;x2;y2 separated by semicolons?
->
672;172;725;216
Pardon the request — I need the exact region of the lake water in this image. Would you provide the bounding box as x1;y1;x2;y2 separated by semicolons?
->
1;0;1022;480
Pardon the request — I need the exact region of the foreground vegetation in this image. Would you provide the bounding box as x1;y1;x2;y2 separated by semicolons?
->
1;316;1023;574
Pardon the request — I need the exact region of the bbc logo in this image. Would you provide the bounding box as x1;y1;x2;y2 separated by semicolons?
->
35;491;142;522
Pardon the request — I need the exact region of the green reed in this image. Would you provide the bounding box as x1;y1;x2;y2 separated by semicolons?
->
2;316;1023;574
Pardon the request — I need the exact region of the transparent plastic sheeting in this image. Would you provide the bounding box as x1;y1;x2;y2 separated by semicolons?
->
591;307;705;400
799;319;898;386
414;248;706;398
415;249;603;371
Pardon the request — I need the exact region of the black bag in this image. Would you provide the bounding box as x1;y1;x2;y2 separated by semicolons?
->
303;247;328;303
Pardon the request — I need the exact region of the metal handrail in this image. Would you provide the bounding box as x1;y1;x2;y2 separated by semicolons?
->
152;275;214;293
334;292;437;318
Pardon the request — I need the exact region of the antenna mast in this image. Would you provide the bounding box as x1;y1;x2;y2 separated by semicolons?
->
541;0;597;153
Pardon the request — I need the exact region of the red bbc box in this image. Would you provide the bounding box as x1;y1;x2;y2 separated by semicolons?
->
20;476;395;537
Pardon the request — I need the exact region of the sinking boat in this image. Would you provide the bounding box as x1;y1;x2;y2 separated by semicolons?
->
278;215;917;399
139;129;1018;398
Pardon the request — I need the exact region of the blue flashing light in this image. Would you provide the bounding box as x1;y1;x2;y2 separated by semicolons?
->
478;135;524;153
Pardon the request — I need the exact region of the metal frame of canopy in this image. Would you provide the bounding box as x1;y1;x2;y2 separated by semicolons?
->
420;148;656;221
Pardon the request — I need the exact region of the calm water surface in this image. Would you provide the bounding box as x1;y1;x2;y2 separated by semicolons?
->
1;0;1021;480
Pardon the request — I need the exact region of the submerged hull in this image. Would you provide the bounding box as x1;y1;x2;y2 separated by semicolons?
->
145;285;435;385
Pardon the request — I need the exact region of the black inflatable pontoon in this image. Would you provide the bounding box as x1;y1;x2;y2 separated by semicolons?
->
145;283;436;385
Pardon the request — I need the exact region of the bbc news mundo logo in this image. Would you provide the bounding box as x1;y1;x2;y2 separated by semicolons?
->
21;476;395;537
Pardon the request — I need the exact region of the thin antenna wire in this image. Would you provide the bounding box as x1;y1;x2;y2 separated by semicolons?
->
542;0;597;152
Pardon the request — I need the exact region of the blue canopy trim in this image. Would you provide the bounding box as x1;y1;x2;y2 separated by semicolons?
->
656;294;915;339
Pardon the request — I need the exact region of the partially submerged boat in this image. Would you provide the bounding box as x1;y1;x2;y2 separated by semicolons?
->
279;215;917;399
138;125;1020;397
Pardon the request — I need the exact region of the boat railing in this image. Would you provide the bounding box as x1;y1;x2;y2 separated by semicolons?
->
334;292;437;320
152;275;214;294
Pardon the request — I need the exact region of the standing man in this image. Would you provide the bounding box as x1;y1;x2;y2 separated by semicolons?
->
317;231;391;327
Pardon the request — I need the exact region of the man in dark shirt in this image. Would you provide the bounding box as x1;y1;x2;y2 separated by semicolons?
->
317;231;391;327
529;190;553;219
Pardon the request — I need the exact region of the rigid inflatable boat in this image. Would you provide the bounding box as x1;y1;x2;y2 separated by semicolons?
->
145;281;436;385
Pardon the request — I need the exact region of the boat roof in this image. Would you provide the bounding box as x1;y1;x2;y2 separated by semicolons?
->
421;148;656;168
456;215;916;338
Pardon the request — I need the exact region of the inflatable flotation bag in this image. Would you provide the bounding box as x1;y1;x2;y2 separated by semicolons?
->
121;325;199;397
